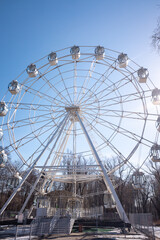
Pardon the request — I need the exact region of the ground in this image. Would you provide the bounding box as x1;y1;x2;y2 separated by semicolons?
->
39;229;149;240
1;226;160;239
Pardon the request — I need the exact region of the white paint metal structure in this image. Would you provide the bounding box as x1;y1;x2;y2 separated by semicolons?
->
0;46;160;223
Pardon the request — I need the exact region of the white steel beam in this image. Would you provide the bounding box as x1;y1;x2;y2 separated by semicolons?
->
19;114;70;214
47;122;73;192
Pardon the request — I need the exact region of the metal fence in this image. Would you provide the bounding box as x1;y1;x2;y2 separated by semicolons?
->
129;213;155;240
15;225;33;239
13;214;73;239
13;219;52;239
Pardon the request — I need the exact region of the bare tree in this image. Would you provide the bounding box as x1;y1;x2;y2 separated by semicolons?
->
152;17;160;52
148;161;160;219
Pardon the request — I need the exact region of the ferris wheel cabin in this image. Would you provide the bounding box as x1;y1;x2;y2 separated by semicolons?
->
137;67;149;83
150;144;160;162
26;64;38;78
118;53;128;68
132;171;145;190
70;46;80;60
48;52;58;66
0;150;7;168
95;46;105;60
152;88;160;105
8;80;20;95
0;102;8;116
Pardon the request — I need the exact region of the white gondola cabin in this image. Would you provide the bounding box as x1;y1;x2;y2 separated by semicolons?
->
0;150;7;167
70;46;80;60
0;102;8;116
137;67;149;83
0;129;3;140
95;46;105;60
132;171;145;190
150;144;160;162
152;88;160;105
48;52;58;65
8;80;21;95
26;64;38;78
118;53;128;68
156;116;160;132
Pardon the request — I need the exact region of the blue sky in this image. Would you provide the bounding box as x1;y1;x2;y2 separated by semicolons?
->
0;0;160;97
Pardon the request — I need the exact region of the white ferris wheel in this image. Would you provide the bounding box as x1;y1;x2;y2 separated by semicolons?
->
0;45;160;223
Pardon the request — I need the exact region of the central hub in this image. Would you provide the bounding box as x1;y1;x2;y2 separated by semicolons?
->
65;105;80;122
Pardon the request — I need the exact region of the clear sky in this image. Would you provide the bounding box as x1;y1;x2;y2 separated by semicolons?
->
0;0;160;172
0;0;160;97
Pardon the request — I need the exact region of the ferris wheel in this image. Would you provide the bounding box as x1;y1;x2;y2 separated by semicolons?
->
0;45;160;223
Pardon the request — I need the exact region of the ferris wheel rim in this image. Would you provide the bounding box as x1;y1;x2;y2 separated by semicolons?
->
0;45;158;176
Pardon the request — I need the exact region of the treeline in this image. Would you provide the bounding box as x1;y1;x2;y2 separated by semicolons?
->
0;156;160;221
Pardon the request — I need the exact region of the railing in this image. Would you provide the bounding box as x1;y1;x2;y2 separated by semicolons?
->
49;209;60;234
31;217;52;236
14;211;71;238
129;213;155;240
0;210;18;221
80;206;104;219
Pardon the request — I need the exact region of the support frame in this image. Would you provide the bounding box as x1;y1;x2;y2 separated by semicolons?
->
76;111;130;224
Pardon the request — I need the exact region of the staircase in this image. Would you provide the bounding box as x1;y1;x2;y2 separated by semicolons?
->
51;216;75;234
49;209;60;233
31;217;52;236
30;209;75;236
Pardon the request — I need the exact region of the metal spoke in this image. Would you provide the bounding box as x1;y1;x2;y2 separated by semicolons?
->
57;67;72;103
83;111;153;146
76;58;96;103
